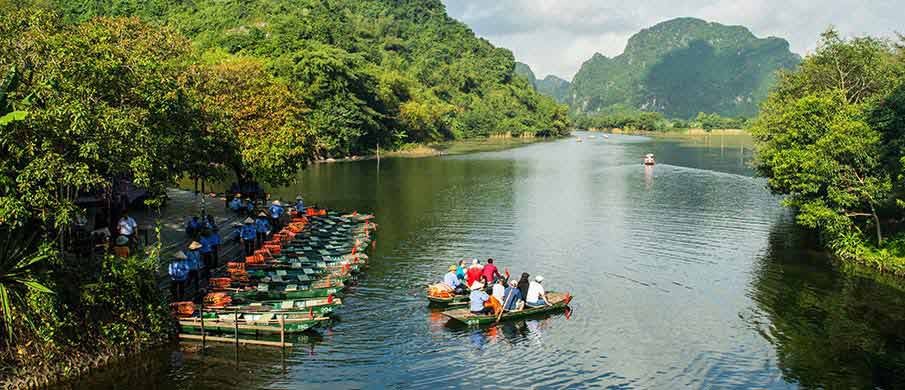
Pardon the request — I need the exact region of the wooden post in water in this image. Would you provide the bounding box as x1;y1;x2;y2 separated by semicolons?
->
200;302;206;349
234;309;239;350
279;316;285;350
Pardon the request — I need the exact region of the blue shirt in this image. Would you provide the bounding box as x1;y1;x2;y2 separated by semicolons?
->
246;202;254;211
269;205;285;218
199;235;216;254
443;272;459;288
186;250;202;270
169;260;189;281
502;287;521;310
228;198;243;211
255;218;270;233
469;290;489;312
211;231;221;245
456;266;466;280
240;224;257;240
186;218;201;230
295;201;305;211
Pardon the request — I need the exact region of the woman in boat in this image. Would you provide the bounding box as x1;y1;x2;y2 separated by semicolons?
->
466;259;483;287
517;272;530;303
492;278;505;302
502;280;522;311
455;260;467;281
468;282;492;315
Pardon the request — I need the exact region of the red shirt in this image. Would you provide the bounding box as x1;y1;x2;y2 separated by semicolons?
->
466;267;483;287
482;263;498;283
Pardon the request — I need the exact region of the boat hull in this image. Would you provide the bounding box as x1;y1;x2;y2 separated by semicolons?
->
442;292;572;326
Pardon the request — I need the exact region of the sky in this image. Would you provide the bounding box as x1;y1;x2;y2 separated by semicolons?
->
441;0;903;81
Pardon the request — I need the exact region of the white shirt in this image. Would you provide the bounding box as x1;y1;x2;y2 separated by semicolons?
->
492;283;505;301
526;281;545;303
118;216;138;235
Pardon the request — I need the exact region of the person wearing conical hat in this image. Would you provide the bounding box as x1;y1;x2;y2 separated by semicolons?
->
168;251;190;301
240;217;258;256
468;281;491;315
255;211;271;248
294;195;305;214
228;194;244;213
268;200;285;230
186;240;203;282
199;228;217;270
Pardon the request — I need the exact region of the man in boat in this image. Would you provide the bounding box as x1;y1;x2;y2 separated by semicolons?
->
525;275;549;307
466;259;483;287
468;281;492;315
482;258;501;284
168;251;190;301
255;211;271;248
443;265;466;294
240;217;257;256
502;280;523;311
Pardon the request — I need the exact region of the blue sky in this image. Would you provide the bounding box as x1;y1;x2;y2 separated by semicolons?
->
442;0;903;80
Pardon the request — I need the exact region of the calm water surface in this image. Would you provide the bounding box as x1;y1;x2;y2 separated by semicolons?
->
74;133;905;389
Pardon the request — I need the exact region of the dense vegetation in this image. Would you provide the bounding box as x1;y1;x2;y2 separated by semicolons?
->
751;29;905;274
573;107;749;132
570;17;800;118
0;0;568;383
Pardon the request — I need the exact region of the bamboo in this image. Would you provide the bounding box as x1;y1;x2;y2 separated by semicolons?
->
234;310;239;350
279;316;285;349
200;301;206;348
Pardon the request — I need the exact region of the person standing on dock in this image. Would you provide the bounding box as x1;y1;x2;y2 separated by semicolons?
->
240;218;257;256
186;241;203;282
228;194;244;213
269;200;285;230
168;251;190;301
117;210;138;246
199;229;216;269
255;212;271;248
294;195;305;214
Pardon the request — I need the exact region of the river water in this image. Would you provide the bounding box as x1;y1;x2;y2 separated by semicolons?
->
73;133;905;389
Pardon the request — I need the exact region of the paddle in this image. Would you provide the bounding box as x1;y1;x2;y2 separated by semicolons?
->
496;288;515;323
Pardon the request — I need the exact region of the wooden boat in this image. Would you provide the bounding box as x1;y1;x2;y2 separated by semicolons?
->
207;297;343;316
227;283;344;301
427;293;469;307
442;292;573;326
178;314;328;335
644;154;656;165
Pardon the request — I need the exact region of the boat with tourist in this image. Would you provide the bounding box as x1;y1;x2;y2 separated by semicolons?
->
443;292;573;326
644;153;656;165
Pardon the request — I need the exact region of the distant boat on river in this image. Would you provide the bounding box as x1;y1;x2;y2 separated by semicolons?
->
644;154;656;165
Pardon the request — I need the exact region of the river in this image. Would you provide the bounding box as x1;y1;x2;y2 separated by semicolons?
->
70;132;905;389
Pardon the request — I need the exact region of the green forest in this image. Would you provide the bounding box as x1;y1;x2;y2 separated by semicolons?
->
0;0;568;383
751;29;905;274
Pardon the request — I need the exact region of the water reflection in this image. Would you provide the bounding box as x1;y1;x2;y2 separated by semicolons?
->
749;218;905;388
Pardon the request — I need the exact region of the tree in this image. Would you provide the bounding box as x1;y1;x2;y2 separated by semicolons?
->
0;12;199;229
183;54;315;186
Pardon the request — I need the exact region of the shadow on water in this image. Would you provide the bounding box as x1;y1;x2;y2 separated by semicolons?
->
747;216;905;388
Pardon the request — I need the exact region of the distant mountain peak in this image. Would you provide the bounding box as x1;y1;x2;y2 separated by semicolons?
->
570;18;799;118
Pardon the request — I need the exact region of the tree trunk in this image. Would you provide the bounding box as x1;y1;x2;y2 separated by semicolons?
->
869;203;883;247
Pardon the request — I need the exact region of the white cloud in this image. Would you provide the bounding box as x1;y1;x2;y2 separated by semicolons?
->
442;0;903;81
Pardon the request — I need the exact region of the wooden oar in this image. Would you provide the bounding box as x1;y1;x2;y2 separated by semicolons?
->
496;289;515;323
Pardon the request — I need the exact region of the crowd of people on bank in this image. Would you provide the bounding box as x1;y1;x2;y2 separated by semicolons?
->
440;258;550;316
166;193;306;300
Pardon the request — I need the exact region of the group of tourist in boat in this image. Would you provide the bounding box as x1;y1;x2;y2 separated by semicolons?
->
166;194;307;301
440;258;550;316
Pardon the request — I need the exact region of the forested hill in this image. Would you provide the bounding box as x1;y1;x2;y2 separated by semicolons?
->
48;0;569;156
514;62;571;104
570;17;800;118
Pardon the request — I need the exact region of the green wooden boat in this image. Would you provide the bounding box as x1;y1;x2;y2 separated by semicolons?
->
178;314;328;335
228;284;344;301
427;294;469;307
213;297;343;316
442;292;573;326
